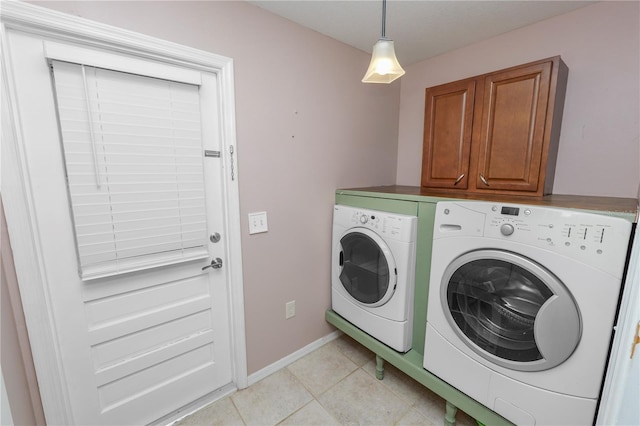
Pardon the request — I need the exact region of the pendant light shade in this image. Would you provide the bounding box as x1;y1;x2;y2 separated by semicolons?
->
362;0;405;84
362;38;405;83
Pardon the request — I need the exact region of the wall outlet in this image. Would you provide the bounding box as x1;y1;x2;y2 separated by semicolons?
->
285;300;295;319
248;211;268;234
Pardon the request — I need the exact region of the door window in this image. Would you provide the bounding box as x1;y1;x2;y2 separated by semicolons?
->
339;231;396;306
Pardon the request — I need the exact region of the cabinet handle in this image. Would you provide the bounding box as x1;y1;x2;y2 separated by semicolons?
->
479;174;489;186
453;174;465;185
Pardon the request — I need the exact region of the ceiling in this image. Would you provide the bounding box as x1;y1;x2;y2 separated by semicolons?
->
249;1;594;65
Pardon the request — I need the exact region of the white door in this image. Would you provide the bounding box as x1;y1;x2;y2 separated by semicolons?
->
3;27;235;425
597;229;640;425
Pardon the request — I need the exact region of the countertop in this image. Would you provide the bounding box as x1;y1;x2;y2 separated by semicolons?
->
336;185;639;222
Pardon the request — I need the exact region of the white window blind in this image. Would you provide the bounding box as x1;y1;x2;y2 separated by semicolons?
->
50;60;209;280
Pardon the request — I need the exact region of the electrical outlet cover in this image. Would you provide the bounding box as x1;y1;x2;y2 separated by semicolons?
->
286;300;295;319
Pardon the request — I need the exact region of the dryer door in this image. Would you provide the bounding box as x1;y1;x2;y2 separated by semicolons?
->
442;249;581;372
338;228;397;307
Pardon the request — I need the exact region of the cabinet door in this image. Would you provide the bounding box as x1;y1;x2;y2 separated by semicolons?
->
474;61;552;192
421;79;475;189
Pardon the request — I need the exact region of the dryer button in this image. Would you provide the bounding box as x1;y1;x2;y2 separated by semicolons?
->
500;223;515;236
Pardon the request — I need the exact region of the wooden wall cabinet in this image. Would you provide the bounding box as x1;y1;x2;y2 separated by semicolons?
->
421;57;568;196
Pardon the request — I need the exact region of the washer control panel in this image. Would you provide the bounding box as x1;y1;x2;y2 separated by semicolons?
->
334;205;417;242
435;201;633;277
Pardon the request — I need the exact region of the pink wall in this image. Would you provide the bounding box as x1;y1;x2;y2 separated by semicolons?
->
28;1;401;374
397;1;640;198
24;0;638;383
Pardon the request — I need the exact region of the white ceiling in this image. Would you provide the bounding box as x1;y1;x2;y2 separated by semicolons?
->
249;1;594;65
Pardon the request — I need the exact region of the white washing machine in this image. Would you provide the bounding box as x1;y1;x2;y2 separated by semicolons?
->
332;205;417;352
423;201;632;426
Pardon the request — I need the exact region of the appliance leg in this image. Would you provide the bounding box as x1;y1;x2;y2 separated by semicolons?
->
445;400;458;426
375;354;385;380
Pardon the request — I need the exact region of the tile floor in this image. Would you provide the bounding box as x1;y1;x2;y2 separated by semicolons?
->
175;334;477;426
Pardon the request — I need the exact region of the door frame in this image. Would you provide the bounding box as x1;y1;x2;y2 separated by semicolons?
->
0;2;247;424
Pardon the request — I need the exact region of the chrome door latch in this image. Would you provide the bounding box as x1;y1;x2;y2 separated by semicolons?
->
631;321;640;359
202;257;223;270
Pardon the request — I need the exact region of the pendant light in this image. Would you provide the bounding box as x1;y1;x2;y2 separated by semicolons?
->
362;0;405;84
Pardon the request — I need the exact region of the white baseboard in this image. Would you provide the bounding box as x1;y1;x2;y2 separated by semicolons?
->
246;330;343;386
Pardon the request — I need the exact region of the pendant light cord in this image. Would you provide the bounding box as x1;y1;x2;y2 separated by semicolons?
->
381;0;386;38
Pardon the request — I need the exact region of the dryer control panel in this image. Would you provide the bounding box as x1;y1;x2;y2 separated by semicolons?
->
435;201;633;278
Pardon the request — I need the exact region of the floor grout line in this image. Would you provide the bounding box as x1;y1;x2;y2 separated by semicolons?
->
176;335;475;426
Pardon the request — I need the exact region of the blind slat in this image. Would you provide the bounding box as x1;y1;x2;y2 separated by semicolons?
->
51;60;208;280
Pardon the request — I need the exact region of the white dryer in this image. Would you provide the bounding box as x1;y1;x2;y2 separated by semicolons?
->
332;205;417;352
423;201;632;426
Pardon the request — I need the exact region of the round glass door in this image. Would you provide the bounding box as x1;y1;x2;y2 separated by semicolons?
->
442;249;581;372
338;229;397;307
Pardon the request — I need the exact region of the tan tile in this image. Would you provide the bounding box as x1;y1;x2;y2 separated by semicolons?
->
362;359;427;406
363;360;478;425
318;369;410;425
278;400;339;425
455;408;478;426
287;342;358;397
412;390;479;426
412;386;447;425
332;334;375;367
395;408;438;426
174;397;244;425
231;369;312;425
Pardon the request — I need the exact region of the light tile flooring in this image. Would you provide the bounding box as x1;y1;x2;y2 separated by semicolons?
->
176;335;477;426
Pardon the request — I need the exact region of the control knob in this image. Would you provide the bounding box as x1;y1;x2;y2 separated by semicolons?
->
500;223;515;236
359;215;368;224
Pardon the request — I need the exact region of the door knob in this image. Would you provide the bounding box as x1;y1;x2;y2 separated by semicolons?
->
202;257;223;270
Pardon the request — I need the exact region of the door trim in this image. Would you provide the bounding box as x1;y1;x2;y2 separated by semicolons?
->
0;2;247;424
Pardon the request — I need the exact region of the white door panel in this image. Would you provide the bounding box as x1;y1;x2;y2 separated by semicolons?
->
5;28;233;425
597;229;640;425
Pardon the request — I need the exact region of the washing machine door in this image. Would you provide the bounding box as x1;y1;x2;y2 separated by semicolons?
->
442;249;581;372
338;228;397;307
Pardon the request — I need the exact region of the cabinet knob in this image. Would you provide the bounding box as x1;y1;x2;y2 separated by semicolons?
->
453;174;465;185
479;174;490;186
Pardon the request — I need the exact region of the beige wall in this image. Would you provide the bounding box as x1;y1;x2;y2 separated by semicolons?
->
27;0;401;374
23;0;639;383
397;1;640;198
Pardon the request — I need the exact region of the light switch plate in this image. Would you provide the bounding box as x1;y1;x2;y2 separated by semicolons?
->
248;211;268;234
